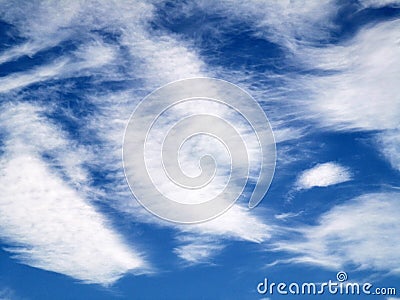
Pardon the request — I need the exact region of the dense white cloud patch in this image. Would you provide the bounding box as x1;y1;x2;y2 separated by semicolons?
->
0;103;148;285
274;193;400;274
0;154;147;285
296;162;352;190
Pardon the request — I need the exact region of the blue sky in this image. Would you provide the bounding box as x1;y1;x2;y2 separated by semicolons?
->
0;0;399;299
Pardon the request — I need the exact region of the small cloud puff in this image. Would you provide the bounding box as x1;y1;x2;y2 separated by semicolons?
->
296;162;351;190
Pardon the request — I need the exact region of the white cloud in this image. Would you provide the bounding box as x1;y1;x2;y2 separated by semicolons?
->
118;189;273;264
73;3;272;262
173;204;272;263
299;20;400;132
72;0;400;270
179;205;272;243
170;204;272;264
174;241;224;265
189;1;400;172
186;0;337;47
0;102;91;187
123;33;205;87
377;130;400;172
11;0;400;274
0;40;117;93
174;244;218;264
293;20;400;172
359;0;400;8
0;1;81;65
0;153;147;285
296;162;351;190
0;40;62;65
0;0;202;88
0;102;148;285
0;0;275;268
273;193;400;274
0;59;69;93
274;211;303;221
87;89;266;236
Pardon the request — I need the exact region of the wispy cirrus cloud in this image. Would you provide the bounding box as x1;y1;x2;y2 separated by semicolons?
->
1;0;398;283
175;0;337;46
293;19;400;174
359;0;400;8
0;40;118;93
174;237;224;265
377;130;400;172
193;0;400;276
173;204;273;264
274;211;303;221
86;83;273;264
273;192;400;274
297;20;400;132
0;0;274;272
187;1;400;175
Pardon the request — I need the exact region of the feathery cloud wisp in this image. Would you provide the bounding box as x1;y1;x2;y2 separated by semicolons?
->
273;192;400;274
